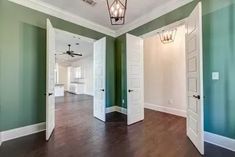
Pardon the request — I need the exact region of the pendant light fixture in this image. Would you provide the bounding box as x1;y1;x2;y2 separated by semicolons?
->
158;28;177;44
106;0;127;25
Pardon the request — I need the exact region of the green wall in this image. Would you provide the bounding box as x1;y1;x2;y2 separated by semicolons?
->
202;0;235;139
115;0;235;139
115;35;127;108
1;0;234;140
0;0;115;131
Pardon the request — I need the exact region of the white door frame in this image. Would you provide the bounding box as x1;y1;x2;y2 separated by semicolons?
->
140;3;204;154
46;26;109;139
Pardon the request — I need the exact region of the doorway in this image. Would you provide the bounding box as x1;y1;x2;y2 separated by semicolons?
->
46;19;107;141
126;2;204;155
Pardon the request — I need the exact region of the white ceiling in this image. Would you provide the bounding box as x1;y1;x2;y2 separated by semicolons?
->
10;0;192;37
55;30;94;66
40;0;178;30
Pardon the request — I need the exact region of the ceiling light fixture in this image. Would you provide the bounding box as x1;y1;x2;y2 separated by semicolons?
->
106;0;127;25
158;28;177;44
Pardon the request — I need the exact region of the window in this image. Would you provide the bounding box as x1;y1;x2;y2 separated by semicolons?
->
75;66;82;78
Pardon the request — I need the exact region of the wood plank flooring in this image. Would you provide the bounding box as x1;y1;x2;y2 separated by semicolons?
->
0;93;234;157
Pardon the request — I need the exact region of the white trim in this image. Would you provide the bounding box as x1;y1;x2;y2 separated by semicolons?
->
106;106;117;113
204;131;235;152
145;103;187;118
116;106;127;115
1;122;46;142
8;0;194;37
0;133;2;146
115;0;193;36
106;106;127;115
8;0;116;37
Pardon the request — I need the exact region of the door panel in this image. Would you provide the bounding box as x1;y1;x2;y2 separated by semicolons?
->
186;2;204;154
93;37;106;122
126;34;144;125
46;19;55;141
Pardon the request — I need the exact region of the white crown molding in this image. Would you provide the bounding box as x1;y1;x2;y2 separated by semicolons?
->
145;103;187;117
9;0;194;38
205;131;235;152
115;0;193;37
1;122;46;142
8;0;117;37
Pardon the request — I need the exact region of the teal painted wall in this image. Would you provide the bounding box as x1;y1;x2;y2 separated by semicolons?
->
1;0;234;140
202;0;235;139
115;35;127;108
0;0;115;131
106;36;116;108
115;0;235;139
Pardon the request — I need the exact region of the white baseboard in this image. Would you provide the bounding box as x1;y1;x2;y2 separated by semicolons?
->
106;106;127;115
204;131;235;152
1;118;234;153
1;122;46;142
116;106;127;115
145;103;186;117
106;106;117;113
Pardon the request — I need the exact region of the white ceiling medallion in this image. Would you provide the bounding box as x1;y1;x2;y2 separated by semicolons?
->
106;0;127;25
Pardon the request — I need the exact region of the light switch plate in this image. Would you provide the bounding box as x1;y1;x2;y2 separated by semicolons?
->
212;72;219;80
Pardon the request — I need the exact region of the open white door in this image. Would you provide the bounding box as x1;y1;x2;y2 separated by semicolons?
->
46;19;56;141
126;34;144;125
186;2;204;154
93;37;106;122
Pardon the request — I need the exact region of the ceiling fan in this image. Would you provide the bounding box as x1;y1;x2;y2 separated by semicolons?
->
58;44;82;57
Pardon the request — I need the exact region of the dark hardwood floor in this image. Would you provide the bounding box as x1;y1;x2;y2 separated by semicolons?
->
0;93;234;157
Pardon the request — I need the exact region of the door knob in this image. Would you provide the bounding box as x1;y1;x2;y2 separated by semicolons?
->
193;95;200;99
128;89;134;93
48;93;53;96
100;89;105;92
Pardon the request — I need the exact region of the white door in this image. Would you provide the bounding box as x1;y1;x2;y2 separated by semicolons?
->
126;34;144;125
93;37;106;122
186;2;204;154
46;19;56;140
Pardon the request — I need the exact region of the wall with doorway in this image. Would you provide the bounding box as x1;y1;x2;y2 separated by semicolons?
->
71;55;94;95
144;25;186;116
0;0;115;132
115;0;235;140
115;1;199;109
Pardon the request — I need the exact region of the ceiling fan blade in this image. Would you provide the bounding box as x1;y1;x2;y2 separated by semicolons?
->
73;53;83;56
